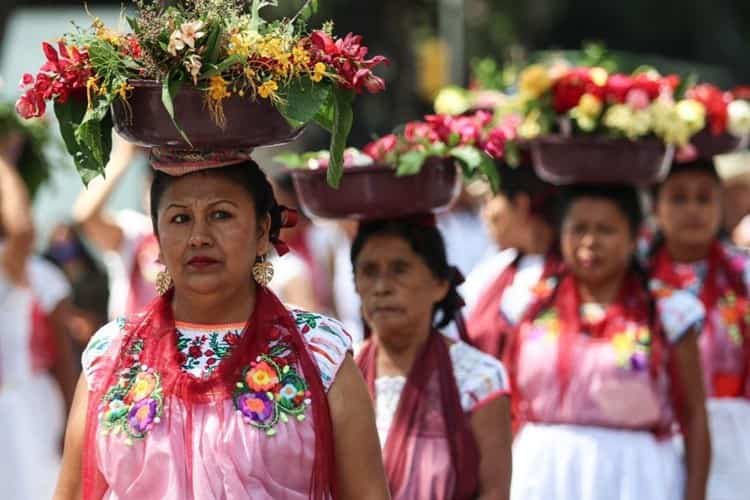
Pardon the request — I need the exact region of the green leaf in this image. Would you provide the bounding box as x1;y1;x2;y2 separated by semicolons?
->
326;87;354;188
161;75;193;147
450;146;499;192
396;150;428;176
203;24;223;66
281;78;332;125
126;15;139;33
55;99;107;185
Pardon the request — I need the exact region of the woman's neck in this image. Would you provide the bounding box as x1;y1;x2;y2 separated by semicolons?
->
519;220;553;255
172;283;256;324
373;324;432;378
665;239;712;263
577;272;626;305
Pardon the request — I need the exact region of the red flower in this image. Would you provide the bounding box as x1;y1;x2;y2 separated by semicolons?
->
483;127;509;159
206;358;217;366
404;121;439;142
205;350;215;357
630;73;662;100
188;345;202;358
225;332;241;346
307;30;389;94
15;92;46;119
124;35;143;59
552;68;602;114
686;83;731;135
604;74;633;104
363;134;398;160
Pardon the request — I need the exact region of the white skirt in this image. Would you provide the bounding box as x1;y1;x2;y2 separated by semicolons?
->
705;398;750;500
0;373;64;500
511;423;684;500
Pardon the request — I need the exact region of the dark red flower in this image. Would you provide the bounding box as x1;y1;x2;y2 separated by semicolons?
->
552;68;603;114
686;83;731;135
188;345;202;358
15;91;46;119
206;358;217;366
225;332;240;346
630;74;662;100
732;85;750;101
404;122;439;142
205;350;215;357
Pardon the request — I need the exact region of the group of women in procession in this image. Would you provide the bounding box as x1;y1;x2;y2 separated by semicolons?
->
0;12;748;500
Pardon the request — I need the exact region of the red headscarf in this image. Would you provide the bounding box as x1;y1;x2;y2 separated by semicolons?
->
357;333;479;500
82;286;336;499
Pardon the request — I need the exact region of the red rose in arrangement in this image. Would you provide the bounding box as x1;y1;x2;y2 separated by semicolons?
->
687;83;731;135
604;74;633;104
552;68;603;113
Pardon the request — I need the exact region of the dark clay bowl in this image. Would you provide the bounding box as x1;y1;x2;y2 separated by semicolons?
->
111;80;303;149
291;158;462;220
530;135;674;186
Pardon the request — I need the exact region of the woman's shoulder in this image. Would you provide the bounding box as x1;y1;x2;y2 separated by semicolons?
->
649;283;705;344
448;338;510;413
288;309;353;392
81;317;128;389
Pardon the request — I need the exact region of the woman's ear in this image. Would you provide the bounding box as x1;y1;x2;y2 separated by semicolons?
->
255;213;272;257
432;277;451;306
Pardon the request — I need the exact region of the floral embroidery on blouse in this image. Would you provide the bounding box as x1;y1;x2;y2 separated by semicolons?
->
526;309;561;342
233;343;311;436
99;338;164;445
716;292;748;346
611;326;652;371
532;276;558;301
175;327;242;378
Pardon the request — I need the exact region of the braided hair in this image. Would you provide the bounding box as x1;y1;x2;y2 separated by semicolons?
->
350;219;465;330
149;160;285;254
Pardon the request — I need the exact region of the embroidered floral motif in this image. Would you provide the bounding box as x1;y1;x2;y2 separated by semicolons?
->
99;365;164;445
233;343;311;436
527;309;561;342
175;328;240;377
611;326;651;371
532;276;558;301
717;292;748;346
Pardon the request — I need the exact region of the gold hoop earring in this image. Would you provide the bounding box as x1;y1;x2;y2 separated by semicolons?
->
252;256;274;287
155;269;173;296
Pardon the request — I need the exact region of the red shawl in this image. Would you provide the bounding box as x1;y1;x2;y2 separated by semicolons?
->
467;253;560;359
650;241;750;397
82;286;336;500
357;333;479;500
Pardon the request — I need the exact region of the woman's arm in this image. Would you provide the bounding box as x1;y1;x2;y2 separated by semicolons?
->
472;396;512;500
671;330;710;500
0;155;33;285
327;355;391;500
48;299;79;422
72;139;137;252
53;375;90;500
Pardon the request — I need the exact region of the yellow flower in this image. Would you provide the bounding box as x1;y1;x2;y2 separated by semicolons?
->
603;104;651;140
208;75;231;101
675;99;707;134
311;62;327;83
116;81;134;99
589;67;609;87
519;110;543;139
93;18;121;45
519;64;552;99
433;86;469;115
293;45;310;65
577;93;603;117
244;67;256;79
228;33;250;57
258;80;278;99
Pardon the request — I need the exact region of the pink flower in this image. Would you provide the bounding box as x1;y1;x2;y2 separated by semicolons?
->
605;74;633;104
15;92;46;119
625;88;650;110
404;122;439;142
307;31;389;94
483;127;509;159
630;74;662;100
363;134;397;160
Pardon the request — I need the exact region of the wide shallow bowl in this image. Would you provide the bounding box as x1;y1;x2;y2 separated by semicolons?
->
291;157;462;220
530;135;674;185
691;128;743;159
112;80;303;149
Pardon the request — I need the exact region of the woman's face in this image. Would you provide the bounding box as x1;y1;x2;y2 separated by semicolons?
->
655;171;722;249
156;173;270;296
354;234;449;340
482;193;528;248
561;197;636;289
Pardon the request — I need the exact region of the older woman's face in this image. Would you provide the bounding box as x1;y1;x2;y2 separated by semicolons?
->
354;234;449;339
561;197;635;289
156;173;270;296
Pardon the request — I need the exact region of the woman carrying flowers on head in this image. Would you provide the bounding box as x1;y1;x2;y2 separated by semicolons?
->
53;159;390;500
648;158;750;500
352;215;512;500
463;159;560;361
509;184;709;500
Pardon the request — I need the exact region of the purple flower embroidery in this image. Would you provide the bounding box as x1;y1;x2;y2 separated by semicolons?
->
629;351;648;371
128;398;158;434
237;391;276;425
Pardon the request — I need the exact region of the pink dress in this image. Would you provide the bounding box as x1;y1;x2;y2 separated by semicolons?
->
509;279;704;500
82;310;351;499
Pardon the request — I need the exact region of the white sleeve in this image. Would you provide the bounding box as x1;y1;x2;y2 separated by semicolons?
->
29;257;71;313
460;249;517;315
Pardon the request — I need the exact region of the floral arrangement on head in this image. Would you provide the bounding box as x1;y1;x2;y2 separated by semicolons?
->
278;109;525;192
16;0;388;185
